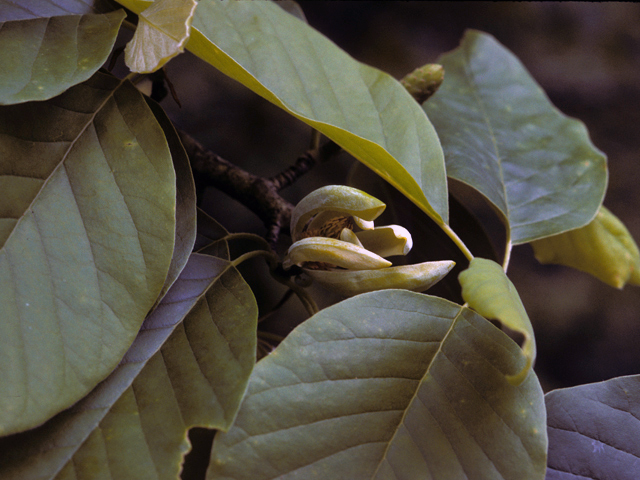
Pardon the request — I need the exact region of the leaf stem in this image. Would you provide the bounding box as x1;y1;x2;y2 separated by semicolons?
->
258;331;286;342
274;276;319;316
440;222;474;262
502;237;513;272
309;129;321;150
230;249;319;316
220;232;273;251
231;250;278;269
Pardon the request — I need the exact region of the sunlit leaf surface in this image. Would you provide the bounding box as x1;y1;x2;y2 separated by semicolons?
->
124;0;197;73
209;290;547;480
532;205;640;288
546;375;640;480
424;30;607;244
182;0;448;224
0;71;176;435
0;254;258;480
459;258;535;385
0;0;125;104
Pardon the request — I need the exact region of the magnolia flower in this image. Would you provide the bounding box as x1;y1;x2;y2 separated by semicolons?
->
283;185;455;296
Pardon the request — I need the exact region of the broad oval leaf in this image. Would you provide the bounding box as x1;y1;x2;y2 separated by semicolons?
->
531;205;640;289
424;30;607;244
0;253;258;480
459;257;535;385
545;375;640;480
184;0;448;224
208;290;547;480
145;98;197;303
0;71;176;435
116;0;448;222
124;0;197;73
0;0;125;104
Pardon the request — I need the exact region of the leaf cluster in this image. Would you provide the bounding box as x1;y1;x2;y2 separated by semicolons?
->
1;1;639;479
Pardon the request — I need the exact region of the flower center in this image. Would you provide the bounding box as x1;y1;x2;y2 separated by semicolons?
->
300;215;354;240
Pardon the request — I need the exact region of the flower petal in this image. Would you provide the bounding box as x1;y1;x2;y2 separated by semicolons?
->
283;237;392;270
291;186;385;241
306;260;455;296
353;216;375;230
339;228;363;246
356;225;413;257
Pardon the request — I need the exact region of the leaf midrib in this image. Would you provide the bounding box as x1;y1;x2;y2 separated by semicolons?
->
2;76;125;254
462;44;510;228
371;306;463;479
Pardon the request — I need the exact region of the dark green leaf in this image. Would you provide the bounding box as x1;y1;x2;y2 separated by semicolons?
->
0;253;258;480
546;375;640;480
208;290;547;480
145;98;197;302
0;1;125;104
0;71;176;435
424;30;607;244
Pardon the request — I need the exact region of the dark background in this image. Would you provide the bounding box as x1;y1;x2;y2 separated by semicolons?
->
158;2;640;393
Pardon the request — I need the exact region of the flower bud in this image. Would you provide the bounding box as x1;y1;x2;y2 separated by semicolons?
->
291;185;385;241
285;185;455;296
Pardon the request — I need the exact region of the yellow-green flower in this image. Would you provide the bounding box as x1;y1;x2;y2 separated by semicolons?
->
283;185;454;296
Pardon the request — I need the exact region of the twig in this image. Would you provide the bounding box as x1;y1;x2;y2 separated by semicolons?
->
270;140;341;191
179;130;294;246
179;130;341;246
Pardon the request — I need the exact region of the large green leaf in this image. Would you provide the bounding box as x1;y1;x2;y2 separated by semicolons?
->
459;258;535;386
145;98;197;303
0;71;176;435
117;0;448;224
546;375;640;479
424;30;607;244
0;0;125;104
0;253;258;480
531;205;640;289
0;254;215;479
208;290;547;480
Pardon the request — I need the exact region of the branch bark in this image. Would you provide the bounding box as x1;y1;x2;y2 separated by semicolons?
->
178;130;340;246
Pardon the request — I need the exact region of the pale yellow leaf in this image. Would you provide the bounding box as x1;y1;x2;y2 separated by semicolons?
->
531;205;640;289
124;0;197;73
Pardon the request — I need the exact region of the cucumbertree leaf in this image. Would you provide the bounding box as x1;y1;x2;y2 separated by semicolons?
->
531;205;640;289
0;253;258;480
424;30;607;244
459;258;535;385
545;375;640;480
173;0;448;224
0;71;176;435
124;0;197;74
0;254;217;479
208;290;547;480
145;98;197;303
0;0;125;104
